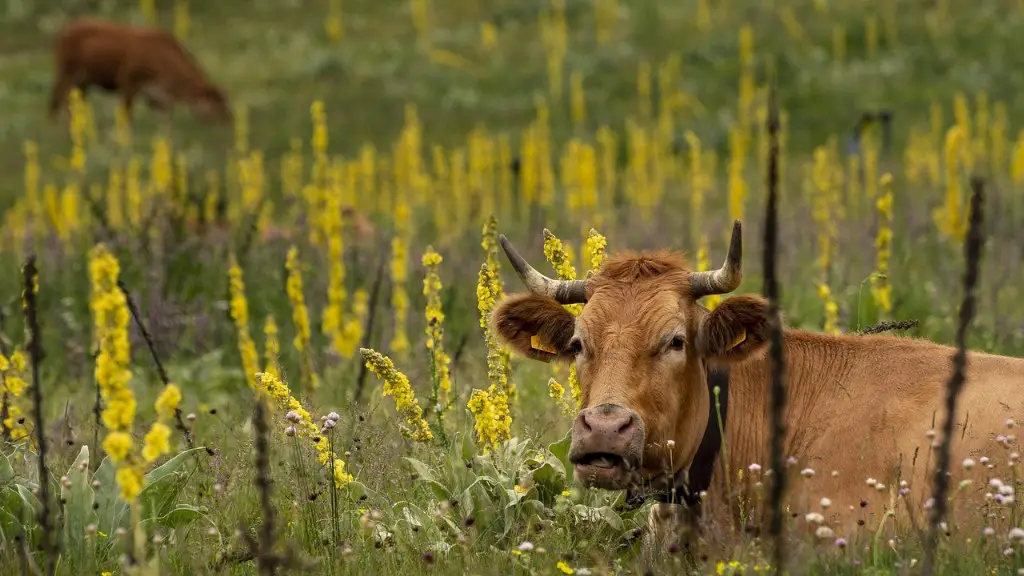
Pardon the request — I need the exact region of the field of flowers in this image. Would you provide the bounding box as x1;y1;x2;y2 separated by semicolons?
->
0;0;1023;574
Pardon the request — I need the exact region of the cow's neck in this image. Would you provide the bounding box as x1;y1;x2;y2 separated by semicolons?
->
713;328;871;503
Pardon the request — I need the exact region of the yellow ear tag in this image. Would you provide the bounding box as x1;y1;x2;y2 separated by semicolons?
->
726;329;747;351
531;334;558;354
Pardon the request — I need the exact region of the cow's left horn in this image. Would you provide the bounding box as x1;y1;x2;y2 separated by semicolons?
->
690;220;743;299
498;234;590;304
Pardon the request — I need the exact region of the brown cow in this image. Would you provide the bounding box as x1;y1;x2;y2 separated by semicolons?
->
49;17;231;122
491;221;1024;554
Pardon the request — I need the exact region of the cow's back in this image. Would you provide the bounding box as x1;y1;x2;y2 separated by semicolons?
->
54;18;135;87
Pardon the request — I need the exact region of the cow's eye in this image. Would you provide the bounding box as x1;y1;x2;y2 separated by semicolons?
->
668;335;685;351
567;338;584;356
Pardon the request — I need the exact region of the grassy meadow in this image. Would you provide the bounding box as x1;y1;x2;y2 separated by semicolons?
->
0;0;1024;573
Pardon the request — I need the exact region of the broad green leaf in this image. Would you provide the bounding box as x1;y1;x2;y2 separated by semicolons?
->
93;456;128;538
404;457;450;500
143;505;208;530
0;451;13;484
139;447;206;521
61;445;97;570
547;430;573;481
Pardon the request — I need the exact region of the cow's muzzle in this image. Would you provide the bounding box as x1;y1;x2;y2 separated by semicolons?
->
568;403;645;490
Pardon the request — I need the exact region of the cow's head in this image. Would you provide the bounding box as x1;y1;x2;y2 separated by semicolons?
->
492;222;772;491
194;85;232;123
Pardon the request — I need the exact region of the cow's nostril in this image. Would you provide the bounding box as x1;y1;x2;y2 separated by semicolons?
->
579;412;594;432
617;414;635;435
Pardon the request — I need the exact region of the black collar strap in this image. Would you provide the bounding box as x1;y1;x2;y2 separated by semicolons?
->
625;363;729;509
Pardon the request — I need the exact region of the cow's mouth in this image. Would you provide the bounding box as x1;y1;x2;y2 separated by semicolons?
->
569;452;637;489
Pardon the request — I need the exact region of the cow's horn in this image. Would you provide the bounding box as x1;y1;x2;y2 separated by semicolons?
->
690;220;743;298
498;234;589;304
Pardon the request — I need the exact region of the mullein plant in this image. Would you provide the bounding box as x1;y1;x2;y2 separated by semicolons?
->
285;247;319;393
542;229;583;407
871;174;895;317
422;248;452;425
359;349;433;442
0;350;29;442
228;256;261;389
470;262;512;452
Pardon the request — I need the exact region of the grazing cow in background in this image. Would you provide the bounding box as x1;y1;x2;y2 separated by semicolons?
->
491;221;1024;553
49;17;231;122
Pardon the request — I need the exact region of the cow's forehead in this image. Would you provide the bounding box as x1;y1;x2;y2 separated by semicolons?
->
578;282;690;337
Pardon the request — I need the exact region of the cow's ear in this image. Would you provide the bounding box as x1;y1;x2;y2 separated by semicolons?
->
695;295;772;362
491;293;577;363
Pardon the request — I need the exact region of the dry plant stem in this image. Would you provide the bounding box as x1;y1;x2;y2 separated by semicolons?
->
856;319;920;335
921;176;986;576
763;80;788;575
354;249;388;404
117;280;194;448
252;399;277;576
23;256;54;576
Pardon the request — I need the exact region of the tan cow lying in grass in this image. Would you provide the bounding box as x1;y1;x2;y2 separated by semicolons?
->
491;221;1024;555
49;17;231;122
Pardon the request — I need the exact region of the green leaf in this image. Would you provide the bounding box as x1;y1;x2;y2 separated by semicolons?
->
547;429;573;481
404;457;450;500
60;445;97;570
139;447;206;521
144;504;208;530
93;456;128;539
0;451;13;484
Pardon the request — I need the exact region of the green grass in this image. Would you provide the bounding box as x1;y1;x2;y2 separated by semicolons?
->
0;0;1023;574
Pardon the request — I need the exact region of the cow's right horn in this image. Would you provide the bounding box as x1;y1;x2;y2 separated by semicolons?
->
498;234;590;304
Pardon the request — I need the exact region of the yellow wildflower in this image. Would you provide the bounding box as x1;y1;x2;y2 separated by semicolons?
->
263;314;280;379
228;257;260;388
10;351;25;372
584;228;607;272
360;348;433;442
115;466;144;502
102;432;133;463
422;248;452;406
285;247;317;392
871;173;895;315
142;422;171;463
154;384;181;422
557;561;575;574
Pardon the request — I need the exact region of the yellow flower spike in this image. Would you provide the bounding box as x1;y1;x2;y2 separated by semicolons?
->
871;174;895;315
584;228;607;273
285;247;317;392
142;422;171;463
263;314;280;380
390;235;411;355
102;432;133;463
228;258;261;389
115;466;144;502
154;384;181;422
360;348;433;442
422;248;452;409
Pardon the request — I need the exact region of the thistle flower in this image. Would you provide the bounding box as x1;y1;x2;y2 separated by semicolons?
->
360;348;433;442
